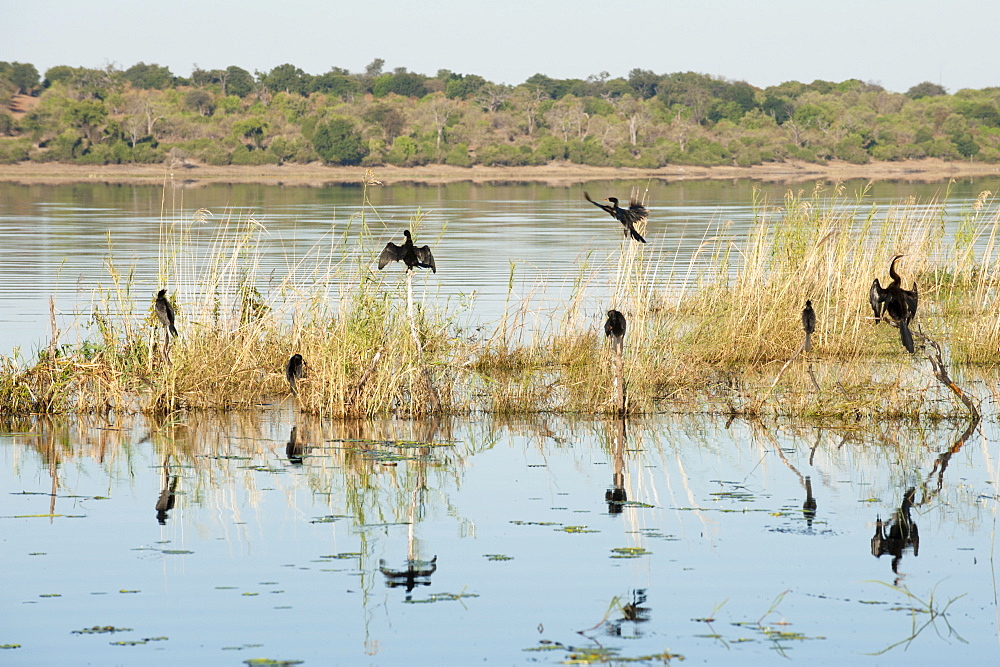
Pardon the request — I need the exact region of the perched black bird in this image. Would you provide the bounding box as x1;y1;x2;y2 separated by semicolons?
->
154;289;178;337
584;191;647;243
378;229;436;273
285;354;304;395
801;300;816;352
869;255;918;353
604;309;627;352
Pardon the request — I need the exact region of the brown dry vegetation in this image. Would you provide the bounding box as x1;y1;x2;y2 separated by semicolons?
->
1;178;998;422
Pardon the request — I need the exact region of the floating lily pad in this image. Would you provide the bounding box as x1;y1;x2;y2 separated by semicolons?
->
110;636;167;646
73;626;132;635
610;547;652;558
558;525;599;534
510;520;561;526
403;592;479;604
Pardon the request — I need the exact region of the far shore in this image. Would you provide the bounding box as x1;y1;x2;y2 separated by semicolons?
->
1;158;999;187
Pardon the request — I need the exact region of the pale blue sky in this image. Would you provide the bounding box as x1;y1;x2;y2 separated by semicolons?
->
6;0;994;93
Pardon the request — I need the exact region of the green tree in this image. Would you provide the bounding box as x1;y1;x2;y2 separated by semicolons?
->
185;89;215;116
371;70;428;98
311;118;367;164
313;68;357;98
65;99;107;147
906;82;947;99
8;62;40;94
0;112;15;135
445;73;487;100
225;66;254;97
265;64;308;95
627;68;660;99
363;103;406;142
124;63;175;89
232;117;268;149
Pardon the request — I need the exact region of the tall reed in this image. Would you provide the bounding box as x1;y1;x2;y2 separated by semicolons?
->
3;180;1000;420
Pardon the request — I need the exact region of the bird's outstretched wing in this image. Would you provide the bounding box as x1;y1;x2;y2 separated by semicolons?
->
584;191;614;216
378;242;403;270
626;199;649;224
414;245;436;273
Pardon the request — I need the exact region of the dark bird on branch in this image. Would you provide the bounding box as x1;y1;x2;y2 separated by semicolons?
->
378;229;436;273
869;254;918;353
154;289;178;337
801;300;816;352
285;353;304;395
584;192;647;243
604;309;627;354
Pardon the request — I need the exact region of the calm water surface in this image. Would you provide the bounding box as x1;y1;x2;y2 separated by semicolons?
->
2;178;1000;663
1;409;995;663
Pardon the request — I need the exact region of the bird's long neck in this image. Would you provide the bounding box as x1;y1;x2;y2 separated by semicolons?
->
888;257;902;288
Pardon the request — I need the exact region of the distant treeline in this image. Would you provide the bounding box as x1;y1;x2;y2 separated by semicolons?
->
0;59;996;168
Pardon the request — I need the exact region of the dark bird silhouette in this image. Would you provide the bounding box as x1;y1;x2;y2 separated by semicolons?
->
604;309;627;352
155;465;179;525
869;255;918;353
285;354;304;395
801;300;816;352
584;192;647;243
802;476;817;529
378;229;436;273
154;289;178;337
871;487;919;577
286;426;303;464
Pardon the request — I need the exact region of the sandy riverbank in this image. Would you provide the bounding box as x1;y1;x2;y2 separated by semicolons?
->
1;158;999;187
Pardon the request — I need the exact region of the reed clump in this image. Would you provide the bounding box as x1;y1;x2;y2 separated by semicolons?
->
2;180;1000;421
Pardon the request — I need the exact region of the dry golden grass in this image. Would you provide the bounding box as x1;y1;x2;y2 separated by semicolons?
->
2;179;999;421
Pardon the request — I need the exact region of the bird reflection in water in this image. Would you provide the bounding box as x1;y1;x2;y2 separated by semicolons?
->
155;459;179;525
802;476;817;529
285;426;308;465
379;556;438;596
871;487;919;581
605;418;627;514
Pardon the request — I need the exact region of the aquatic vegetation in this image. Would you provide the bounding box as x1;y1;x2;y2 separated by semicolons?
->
0;178;998;422
867;581;967;654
